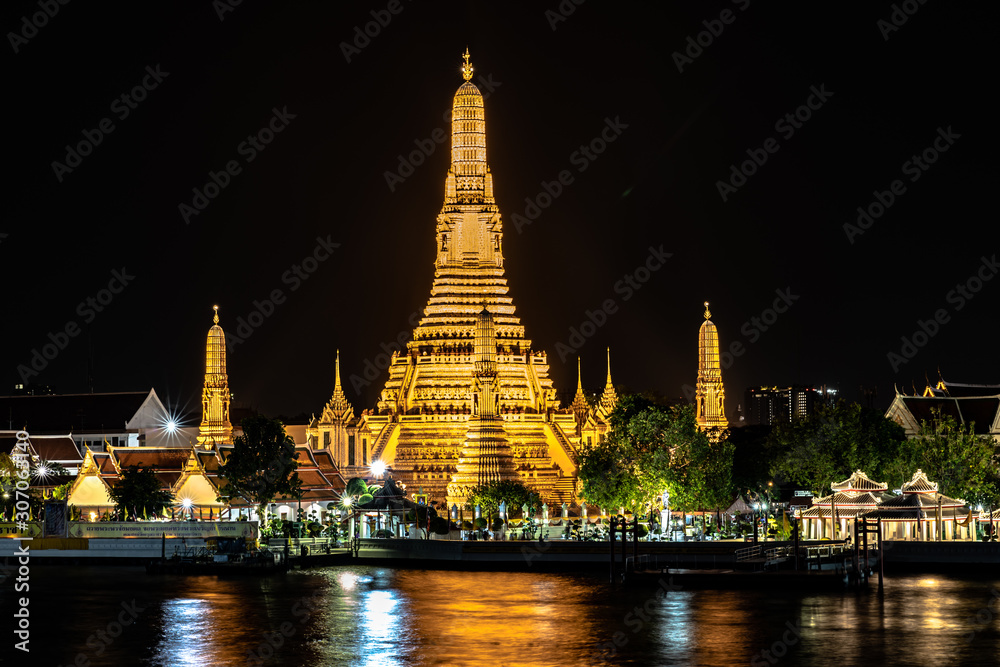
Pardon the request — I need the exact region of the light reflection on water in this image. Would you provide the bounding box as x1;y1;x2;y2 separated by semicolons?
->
9;565;1000;666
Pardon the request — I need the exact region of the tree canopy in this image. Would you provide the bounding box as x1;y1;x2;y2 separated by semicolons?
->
217;416;301;519
904;411;999;504
465;479;538;517
108;465;174;520
578;399;735;513
766;401;908;494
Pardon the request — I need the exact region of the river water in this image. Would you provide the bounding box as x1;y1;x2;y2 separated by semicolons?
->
4;564;1000;666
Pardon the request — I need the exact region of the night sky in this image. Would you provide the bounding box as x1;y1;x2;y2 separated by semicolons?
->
6;2;996;425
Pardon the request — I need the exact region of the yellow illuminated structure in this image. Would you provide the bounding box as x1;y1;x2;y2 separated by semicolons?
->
311;52;591;504
695;302;728;437
447;307;520;505
197;306;233;448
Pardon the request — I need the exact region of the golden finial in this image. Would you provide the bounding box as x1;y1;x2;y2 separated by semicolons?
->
704;301;711;320
462;47;473;81
213;305;219;324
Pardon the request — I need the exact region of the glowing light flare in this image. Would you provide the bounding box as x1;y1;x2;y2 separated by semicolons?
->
182;498;193;509
370;460;387;478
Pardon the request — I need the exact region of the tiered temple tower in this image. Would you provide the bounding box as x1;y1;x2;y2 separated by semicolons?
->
197;306;233;448
447;307;520;504
695;301;727;437
349;51;579;504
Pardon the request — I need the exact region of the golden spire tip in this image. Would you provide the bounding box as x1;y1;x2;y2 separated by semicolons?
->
704;301;712;320
462;47;473;81
213;305;219;324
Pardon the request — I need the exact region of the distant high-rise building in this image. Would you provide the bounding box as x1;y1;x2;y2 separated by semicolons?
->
744;386;818;425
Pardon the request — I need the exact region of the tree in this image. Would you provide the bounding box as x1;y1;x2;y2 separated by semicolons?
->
767;401;907;494
217;416;301;522
578;399;735;513
466;479;537;517
108;466;174;521
902;410;999;503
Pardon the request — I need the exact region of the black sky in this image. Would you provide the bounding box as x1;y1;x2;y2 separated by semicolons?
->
5;1;997;425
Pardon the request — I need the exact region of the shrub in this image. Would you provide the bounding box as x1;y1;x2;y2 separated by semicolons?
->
429;516;450;535
345;478;369;497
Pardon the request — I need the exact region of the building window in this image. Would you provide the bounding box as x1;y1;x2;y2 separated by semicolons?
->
348;435;356;466
363;439;368;465
323;432;331;450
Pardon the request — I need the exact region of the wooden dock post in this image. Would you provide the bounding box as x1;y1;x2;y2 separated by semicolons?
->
609;517;616;583
632;515;639;572
877;517;884;592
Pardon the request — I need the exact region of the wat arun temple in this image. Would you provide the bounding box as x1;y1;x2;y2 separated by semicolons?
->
305;52;727;506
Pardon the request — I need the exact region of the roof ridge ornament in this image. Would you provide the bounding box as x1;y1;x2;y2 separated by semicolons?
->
462;47;473;81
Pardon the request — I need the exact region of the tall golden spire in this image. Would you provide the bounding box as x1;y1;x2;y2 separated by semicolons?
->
696;301;727;436
570;356;590;436
448;306;518;505
334;349;343;393
445;49;490;207
596;347;618;421
197;306;232;448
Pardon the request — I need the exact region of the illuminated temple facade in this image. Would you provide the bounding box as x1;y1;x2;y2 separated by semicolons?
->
308;52;617;504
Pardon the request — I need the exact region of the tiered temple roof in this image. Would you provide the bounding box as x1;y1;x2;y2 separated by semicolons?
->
863;470;968;521
885;376;1000;437
799;471;894;520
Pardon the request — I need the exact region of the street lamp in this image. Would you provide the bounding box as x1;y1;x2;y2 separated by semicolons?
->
753;502;760;543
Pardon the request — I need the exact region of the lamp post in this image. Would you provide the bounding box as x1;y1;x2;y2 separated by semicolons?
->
753;502;760;543
661;492;670;541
